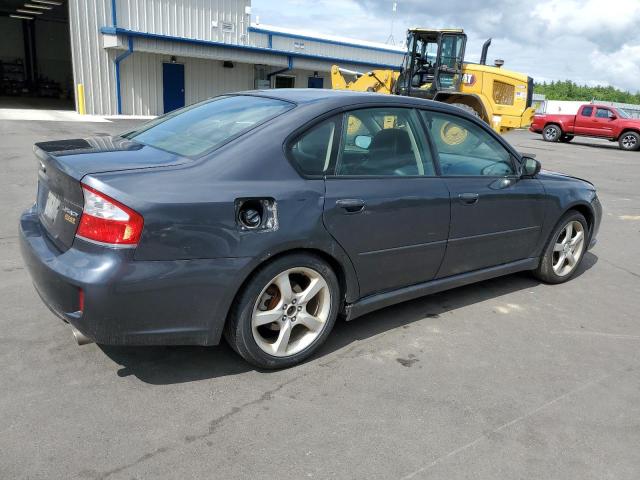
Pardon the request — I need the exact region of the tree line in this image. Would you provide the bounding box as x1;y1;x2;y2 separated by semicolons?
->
534;80;640;105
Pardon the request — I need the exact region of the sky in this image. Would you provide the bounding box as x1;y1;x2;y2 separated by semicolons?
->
251;0;640;93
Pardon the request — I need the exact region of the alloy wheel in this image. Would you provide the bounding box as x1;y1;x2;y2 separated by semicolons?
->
251;267;331;357
621;134;637;149
552;220;585;276
544;126;559;141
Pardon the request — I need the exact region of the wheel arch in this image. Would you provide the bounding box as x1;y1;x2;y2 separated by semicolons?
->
563;202;595;237
216;246;359;344
544;122;563;132
433;92;490;123
617;128;640;140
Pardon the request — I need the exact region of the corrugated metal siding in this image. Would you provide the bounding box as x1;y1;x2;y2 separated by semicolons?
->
116;0;250;44
119;52;255;115
119;51;163;115
69;0;117;115
268;34;402;67
130;35;287;67
185;58;253;103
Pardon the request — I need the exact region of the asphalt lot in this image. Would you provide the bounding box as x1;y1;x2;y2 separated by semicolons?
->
1;116;639;480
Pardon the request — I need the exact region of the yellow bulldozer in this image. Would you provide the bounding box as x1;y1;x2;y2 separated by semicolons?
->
331;28;535;134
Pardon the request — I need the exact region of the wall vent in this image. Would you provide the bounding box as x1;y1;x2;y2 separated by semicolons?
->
221;22;235;33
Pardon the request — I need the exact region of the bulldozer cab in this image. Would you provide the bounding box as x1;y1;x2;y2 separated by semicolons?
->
396;29;467;99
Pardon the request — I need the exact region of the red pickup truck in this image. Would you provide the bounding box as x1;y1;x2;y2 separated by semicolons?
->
530;104;640;151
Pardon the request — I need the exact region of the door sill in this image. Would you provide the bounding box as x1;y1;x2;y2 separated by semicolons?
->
343;257;539;321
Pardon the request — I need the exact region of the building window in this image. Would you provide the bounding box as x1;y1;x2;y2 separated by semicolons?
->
274;75;295;88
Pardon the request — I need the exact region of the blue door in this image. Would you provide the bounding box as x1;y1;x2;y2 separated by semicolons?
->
308;76;324;88
162;63;185;113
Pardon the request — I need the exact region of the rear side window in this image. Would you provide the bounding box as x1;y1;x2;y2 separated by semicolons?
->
125;96;293;157
289;118;338;176
581;106;593;117
334;108;436;177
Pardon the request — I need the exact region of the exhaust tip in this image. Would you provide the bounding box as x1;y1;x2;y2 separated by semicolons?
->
71;326;93;346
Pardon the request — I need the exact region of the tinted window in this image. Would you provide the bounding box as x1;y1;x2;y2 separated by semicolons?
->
335;108;435;176
596;108;611;118
581;106;593;117
289;119;337;176
421;111;515;176
125;96;293;157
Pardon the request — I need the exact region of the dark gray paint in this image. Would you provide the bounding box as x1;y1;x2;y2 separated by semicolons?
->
19;89;602;346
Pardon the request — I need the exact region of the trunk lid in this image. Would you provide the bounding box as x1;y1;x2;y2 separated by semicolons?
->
33;135;187;251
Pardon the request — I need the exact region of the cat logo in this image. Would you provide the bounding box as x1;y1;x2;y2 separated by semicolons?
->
462;73;476;86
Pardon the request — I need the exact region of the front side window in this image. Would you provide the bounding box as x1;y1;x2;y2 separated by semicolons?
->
125;95;293;157
335;108;435;176
289;118;337;176
421;110;515;176
581;106;593;117
595;108;611;118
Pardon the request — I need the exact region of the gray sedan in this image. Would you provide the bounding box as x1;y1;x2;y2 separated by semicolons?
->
19;89;601;368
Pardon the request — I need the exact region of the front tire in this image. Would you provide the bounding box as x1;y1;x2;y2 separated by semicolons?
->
543;124;562;142
533;211;588;284
224;253;340;369
619;131;640;151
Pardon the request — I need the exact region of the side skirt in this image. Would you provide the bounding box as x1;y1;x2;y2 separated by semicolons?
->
343;257;539;321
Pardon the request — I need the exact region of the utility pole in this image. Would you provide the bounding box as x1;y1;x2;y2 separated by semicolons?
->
385;1;397;45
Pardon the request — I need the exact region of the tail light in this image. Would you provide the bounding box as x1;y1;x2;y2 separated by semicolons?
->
76;184;144;246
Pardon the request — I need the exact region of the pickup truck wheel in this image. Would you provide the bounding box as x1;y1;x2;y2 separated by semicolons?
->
619;132;640;151
559;135;573;143
543;124;562;142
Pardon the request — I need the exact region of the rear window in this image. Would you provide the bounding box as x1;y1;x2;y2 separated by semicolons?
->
124;96;293;157
581;106;593;117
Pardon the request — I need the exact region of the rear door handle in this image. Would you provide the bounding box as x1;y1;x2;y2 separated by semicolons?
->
336;198;366;213
458;193;479;205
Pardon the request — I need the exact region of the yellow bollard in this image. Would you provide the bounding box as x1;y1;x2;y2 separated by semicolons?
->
77;84;86;115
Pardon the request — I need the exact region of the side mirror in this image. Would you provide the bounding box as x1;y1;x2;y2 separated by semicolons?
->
354;135;372;150
521;156;541;177
609;114;617;120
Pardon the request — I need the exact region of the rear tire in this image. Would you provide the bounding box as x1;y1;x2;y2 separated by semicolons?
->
224;253;340;369
543;124;562;142
450;102;481;118
533;211;588;284
619;131;640;151
559;135;573;143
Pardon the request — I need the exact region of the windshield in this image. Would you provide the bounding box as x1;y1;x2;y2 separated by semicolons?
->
124;95;294;157
617;108;632;119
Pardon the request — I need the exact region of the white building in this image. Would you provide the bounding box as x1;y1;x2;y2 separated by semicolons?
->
0;0;404;116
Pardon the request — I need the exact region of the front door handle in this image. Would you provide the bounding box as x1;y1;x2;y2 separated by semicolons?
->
336;198;366;213
458;193;479;205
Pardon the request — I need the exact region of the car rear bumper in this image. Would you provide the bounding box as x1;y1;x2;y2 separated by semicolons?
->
19;207;251;346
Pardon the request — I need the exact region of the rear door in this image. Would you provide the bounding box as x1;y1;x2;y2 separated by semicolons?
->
420;109;546;278
321;107;450;297
573;106;594;135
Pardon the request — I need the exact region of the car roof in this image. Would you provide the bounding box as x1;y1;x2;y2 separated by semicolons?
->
240;88;454;111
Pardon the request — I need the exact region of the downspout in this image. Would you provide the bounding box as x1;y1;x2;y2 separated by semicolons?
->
267;56;293;83
114;36;133;115
111;0;117;26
